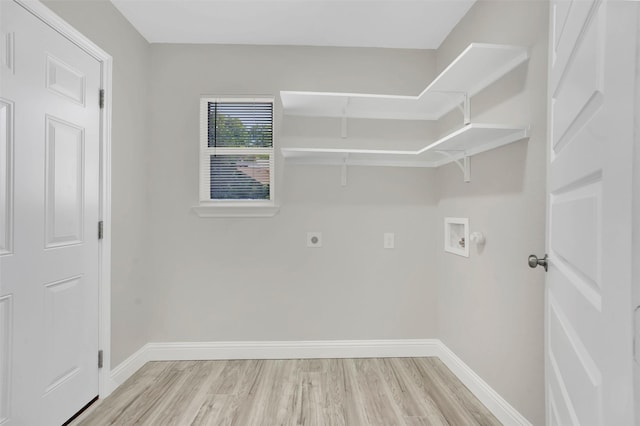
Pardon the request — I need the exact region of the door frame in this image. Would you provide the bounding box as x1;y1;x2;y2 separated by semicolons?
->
13;0;114;398
634;1;640;419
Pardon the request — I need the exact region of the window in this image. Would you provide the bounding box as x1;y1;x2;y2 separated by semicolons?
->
196;97;278;217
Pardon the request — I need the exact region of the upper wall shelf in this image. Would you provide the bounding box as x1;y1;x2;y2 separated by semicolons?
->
280;43;529;121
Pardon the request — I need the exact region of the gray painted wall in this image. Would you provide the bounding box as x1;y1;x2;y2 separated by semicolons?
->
434;1;548;424
43;0;153;366
146;44;440;343
43;1;550;422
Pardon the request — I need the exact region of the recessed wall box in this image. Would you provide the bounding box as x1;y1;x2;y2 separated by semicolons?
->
444;217;469;257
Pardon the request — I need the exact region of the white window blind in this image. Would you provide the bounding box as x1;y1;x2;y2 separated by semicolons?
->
199;97;274;203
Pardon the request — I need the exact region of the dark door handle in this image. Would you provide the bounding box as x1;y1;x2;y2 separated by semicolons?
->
528;254;548;272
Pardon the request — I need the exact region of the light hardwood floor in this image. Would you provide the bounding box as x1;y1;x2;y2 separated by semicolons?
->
73;358;501;426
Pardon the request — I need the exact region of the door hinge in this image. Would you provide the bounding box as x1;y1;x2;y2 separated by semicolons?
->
98;221;104;240
98;350;103;369
99;89;104;109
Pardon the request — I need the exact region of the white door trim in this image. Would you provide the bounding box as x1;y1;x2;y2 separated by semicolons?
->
13;0;114;397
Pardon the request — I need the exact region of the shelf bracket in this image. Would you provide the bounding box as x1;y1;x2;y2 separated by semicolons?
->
455;92;470;125
341;97;350;138
341;155;349;186
434;90;471;125
436;150;471;183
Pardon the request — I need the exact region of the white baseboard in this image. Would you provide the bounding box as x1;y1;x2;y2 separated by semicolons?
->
108;339;439;390
108;339;530;425
145;339;441;361
436;343;532;426
109;344;151;391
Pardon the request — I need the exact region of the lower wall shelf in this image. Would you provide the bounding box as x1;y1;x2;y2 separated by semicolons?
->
281;123;529;169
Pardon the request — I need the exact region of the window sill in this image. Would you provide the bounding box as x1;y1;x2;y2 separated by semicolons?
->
192;204;280;218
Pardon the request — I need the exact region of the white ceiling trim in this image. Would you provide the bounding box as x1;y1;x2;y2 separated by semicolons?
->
110;0;476;49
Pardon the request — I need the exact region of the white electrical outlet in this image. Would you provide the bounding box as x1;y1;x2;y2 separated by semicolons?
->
384;233;395;249
307;232;322;248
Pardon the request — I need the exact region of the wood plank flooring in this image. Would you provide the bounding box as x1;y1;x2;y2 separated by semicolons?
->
73;358;501;426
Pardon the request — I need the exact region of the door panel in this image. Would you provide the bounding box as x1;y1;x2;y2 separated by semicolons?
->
0;1;101;424
550;183;601;287
550;0;598;91
546;0;637;425
45;54;86;106
0;98;13;256
551;4;603;152
43;275;84;394
548;296;602;425
45;116;85;248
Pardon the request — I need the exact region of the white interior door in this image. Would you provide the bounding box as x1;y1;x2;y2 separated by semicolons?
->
546;0;638;424
0;1;102;424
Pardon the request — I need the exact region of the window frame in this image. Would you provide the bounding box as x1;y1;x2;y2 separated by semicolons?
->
195;96;278;217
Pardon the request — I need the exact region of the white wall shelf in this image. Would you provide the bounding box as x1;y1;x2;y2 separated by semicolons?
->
280;43;529;121
281;123;529;169
280;43;530;182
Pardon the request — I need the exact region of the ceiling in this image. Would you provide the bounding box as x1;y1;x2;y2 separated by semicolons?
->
110;0;476;49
